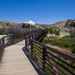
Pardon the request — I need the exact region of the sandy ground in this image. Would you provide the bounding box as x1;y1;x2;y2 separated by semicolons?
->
0;40;38;75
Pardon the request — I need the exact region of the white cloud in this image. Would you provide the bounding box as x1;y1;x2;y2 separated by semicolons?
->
24;20;35;25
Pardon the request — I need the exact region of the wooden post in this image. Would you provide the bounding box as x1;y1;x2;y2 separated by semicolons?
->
2;37;5;46
42;46;46;71
25;36;28;49
30;39;33;57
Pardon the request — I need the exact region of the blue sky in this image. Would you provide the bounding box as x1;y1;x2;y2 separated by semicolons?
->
0;0;75;24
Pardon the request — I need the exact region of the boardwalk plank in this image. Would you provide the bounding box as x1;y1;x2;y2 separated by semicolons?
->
0;40;38;75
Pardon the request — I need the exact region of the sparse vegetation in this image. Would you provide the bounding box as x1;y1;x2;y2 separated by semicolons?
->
42;36;75;53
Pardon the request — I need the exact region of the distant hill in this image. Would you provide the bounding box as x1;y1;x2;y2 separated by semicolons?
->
0;21;16;29
0;21;43;34
51;19;75;28
0;19;75;34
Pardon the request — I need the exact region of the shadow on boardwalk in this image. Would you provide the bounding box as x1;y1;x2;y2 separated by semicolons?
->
0;47;5;63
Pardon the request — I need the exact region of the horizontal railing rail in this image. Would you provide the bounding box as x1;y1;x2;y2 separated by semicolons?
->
0;34;17;48
0;35;8;48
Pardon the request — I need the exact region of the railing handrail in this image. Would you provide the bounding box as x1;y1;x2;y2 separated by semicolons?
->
0;34;15;47
31;39;75;60
24;29;75;75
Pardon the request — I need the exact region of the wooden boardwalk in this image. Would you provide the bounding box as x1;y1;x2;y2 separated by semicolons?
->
0;40;38;75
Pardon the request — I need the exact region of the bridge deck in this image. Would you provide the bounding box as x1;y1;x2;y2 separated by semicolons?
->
0;40;38;75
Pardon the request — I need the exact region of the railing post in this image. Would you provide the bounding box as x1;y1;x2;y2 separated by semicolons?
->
25;36;27;49
2;37;5;46
30;39;33;57
42;46;46;71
